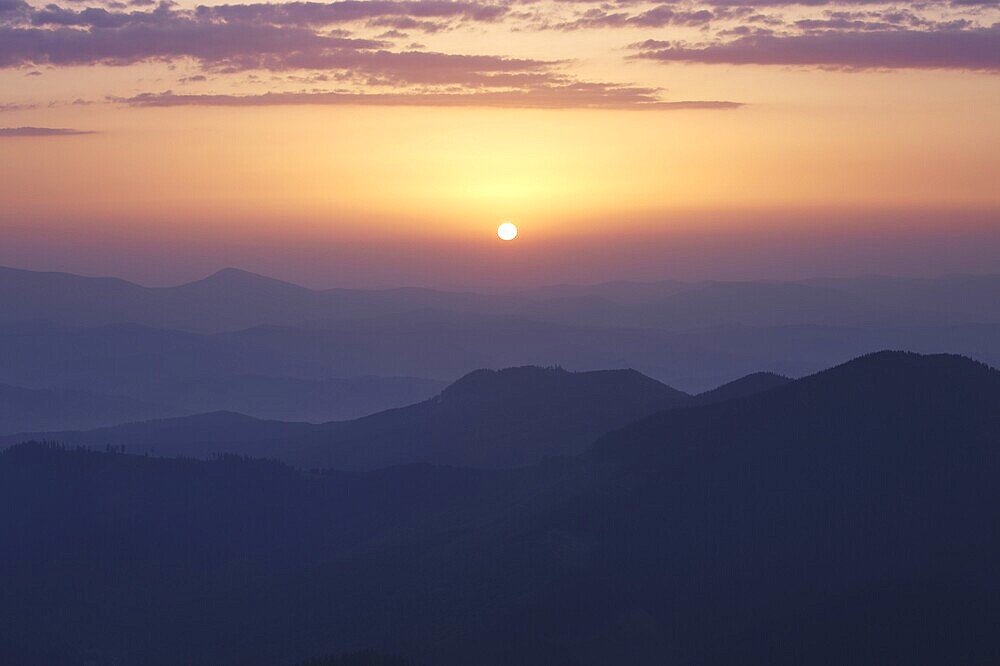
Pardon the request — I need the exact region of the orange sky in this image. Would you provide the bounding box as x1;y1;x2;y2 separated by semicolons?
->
0;0;997;286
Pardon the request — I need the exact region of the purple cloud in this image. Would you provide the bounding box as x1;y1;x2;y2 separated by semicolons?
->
375;28;409;39
0;3;555;87
551;5;715;30
0;0;30;23
195;1;508;26
365;15;450;32
0;126;94;135
631;27;1000;70
629;6;713;27
1;11;384;69
258;49;555;83
124;87;743;110
674;0;973;5
8;1;743;111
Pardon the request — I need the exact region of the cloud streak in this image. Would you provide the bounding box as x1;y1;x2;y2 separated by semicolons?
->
0;126;94;136
0;101;37;111
549;6;715;30
655;0;996;5
194;1;508;27
0;3;557;88
2;10;384;69
631;27;1000;70
123;88;744;110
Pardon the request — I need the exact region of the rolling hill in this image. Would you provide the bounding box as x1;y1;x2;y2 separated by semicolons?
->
2;352;998;664
1;366;694;469
284;366;692;469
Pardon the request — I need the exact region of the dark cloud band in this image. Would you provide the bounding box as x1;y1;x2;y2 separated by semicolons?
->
123;89;743;110
0;126;94;135
631;27;1000;70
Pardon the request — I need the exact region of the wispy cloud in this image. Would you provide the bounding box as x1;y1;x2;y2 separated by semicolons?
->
547;6;715;30
0;126;94;136
194;1;508;27
0;2;559;87
1;11;384;70
631;27;1000;71
123;88;744;110
653;0;992;5
0;101;37;111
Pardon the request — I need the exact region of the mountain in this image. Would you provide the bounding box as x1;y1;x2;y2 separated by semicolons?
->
688;370;791;406
5;311;1000;402
0;382;177;435
297;653;422;666
3;265;997;336
4;266;1000;397
0;265;521;333
514;278;695;305
512;280;970;330
2;352;998;665
0;442;492;665
808;274;1000;322
1;366;692;469
633;280;954;330
284;366;692;469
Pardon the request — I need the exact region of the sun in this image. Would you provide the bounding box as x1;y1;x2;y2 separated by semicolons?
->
497;222;518;241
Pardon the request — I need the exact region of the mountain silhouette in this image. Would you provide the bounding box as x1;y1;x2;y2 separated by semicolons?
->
286;366;692;469
2;352;998;665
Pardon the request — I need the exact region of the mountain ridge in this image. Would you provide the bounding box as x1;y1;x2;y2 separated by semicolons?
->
4;264;1000;335
3;351;999;664
0;365;694;469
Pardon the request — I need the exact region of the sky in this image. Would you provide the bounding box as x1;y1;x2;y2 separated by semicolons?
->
0;0;998;287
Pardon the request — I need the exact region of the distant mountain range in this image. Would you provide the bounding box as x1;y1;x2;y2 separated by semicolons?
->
0;265;520;333
3;352;999;665
4;265;1000;333
3;264;1000;421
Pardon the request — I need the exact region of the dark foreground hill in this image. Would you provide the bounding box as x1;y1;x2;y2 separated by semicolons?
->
2;352;999;664
2;366;693;469
298;651;422;666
